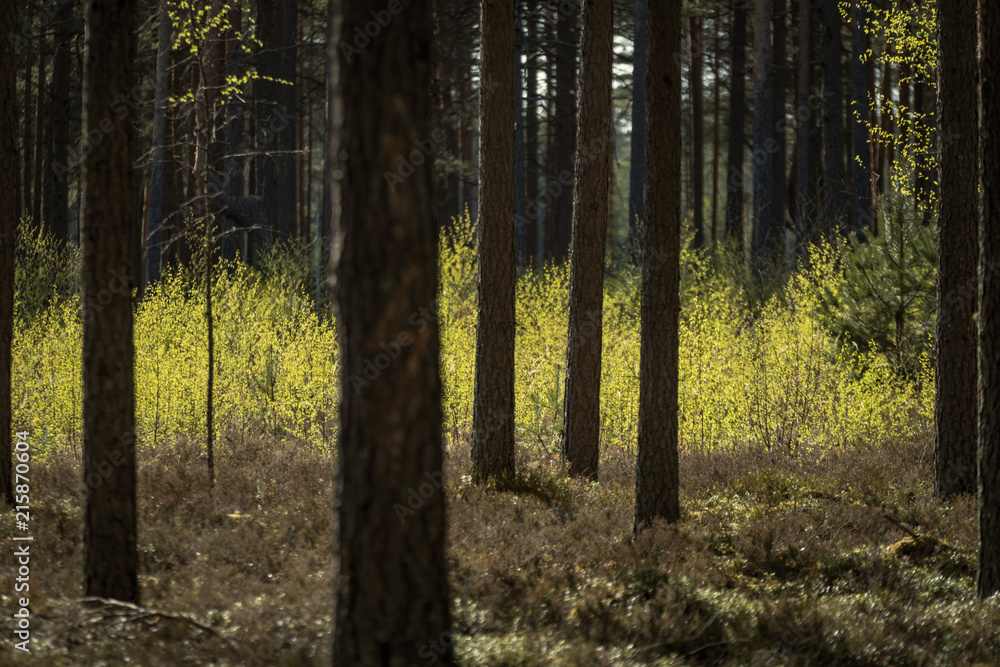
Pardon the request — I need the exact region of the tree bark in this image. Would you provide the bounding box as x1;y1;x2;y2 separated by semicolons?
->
45;0;73;243
934;0;978;500
634;0;681;531
147;0;172;285
690;14;705;250
515;4;527;266
21;37;33;226
525;0;541;269
795;0;812;259
710;16;721;251
81;0;139;603
0;0;16;506
725;1;747;251
751;0;777;275
32;37;46;228
851;2;873;237
773;0;788;252
471;0;516;483
979;0;1000;599
628;0;647;263
820;0;845;237
330;0;454;659
549;0;579;265
560;0;612;481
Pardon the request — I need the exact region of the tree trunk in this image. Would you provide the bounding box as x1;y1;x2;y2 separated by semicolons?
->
795;0;812;258
515;4;527;266
931;0;978;500
725;1;747;251
634;0;681;531
979;0;1000;598
471;0;516;483
526;0;541;269
773;0;788;253
276;0;297;239
220;4;244;262
147;0;172;285
751;0;777;275
21;38;32;226
549;0;579;265
875;45;892;211
710;16;721;251
81;0;139;603
851;2;873;237
32;37;45;228
45;0;73;243
561;0;612;480
628;0;647;263
331;0;454;659
690;15;705;250
820;0;845;237
0;0;15;506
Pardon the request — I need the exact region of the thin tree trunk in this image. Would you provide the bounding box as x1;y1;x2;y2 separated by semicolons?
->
526;0;540;269
773;0;788;256
45;0;73;243
725;1;748;251
710;16;721;252
331;0;454;658
515;4;527;266
561;0;612;480
147;0;172;285
32;34;46;228
81;0;139;603
690;14;705;250
634;0;681;531
628;0;647;263
21;38;33;225
549;0;579;265
751;0;777;275
795;0;811;258
933;0;978;500
851;2;873;236
471;0;516;483
820;0;845;237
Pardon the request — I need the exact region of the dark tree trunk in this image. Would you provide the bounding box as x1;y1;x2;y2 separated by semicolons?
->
875;47;892;211
751;0;778;275
147;0;172;285
725;1;747;251
515;4;527;266
561;0;612;480
276;0;297;239
21;38;32;226
634;0;681;531
549;0;579;265
45;0;73;243
0;0;15;506
851;2;873;236
220;4;244;262
934;0;978;500
795;0;812;258
526;0;541;269
330;0;454;658
690;15;705;250
979;0;1000;599
81;0;139;603
628;0;647;263
820;0;845;237
471;0;516;482
710;16;721;250
772;0;788;253
32;37;45;227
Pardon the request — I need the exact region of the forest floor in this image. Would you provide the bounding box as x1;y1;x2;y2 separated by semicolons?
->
1;433;998;666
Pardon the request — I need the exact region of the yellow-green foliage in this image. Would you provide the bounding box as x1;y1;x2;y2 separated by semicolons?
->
13;214;931;460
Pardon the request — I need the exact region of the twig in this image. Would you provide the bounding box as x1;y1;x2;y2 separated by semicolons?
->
78;596;239;653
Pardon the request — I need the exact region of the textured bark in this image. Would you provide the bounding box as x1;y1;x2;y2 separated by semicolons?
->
21;38;32;225
634;0;681;532
147;0;171;285
751;0;777;275
32;38;45;227
795;0;812;258
45;0;73;242
934;0;978;500
772;0;788;250
525;0;540;268
978;0;1000;599
690;15;705;250
331;0;454;659
81;0;139;603
221;4;244;262
515;5;527;266
276;0;297;238
471;0;516;483
820;0;845;237
710;17;721;250
549;0;579;265
851;2;873;236
0;0;15;506
725;1;747;249
628;0;647;262
561;0;611;481
875;50;892;210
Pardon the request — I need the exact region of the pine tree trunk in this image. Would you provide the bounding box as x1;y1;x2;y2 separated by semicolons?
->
471;0;516;483
561;0;612;480
21;39;32;226
690;15;705;250
751;0;777;275
331;0;454;659
0;0;16;506
710;16;721;251
635;0;681;531
979;0;1000;598
515;5;527;266
795;0;812;258
725;1;747;250
628;0;647;263
147;0;172;285
549;0;579;265
81;0;139;604
932;0;978;500
773;0;788;254
45;0;73;243
851;2;873;236
526;0;541;269
820;0;845;237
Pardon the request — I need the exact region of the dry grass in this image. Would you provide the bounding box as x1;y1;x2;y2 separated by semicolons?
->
2;433;998;665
